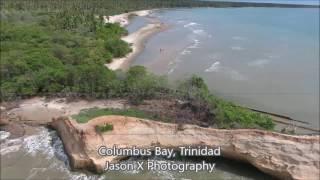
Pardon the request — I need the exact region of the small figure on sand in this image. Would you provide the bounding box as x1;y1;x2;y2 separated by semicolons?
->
160;48;164;53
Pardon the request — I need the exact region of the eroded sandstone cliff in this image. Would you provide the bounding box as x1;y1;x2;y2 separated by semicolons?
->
51;115;320;180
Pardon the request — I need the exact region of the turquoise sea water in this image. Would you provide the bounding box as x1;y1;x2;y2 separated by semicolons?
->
130;7;320;129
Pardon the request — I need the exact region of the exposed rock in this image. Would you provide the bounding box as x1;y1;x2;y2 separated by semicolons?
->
51;115;320;180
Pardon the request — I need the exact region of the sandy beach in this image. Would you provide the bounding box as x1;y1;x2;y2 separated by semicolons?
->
104;10;153;27
105;10;168;70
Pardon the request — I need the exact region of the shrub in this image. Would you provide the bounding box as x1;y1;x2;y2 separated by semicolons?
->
177;75;275;130
104;38;131;58
125;66;168;104
96;123;113;133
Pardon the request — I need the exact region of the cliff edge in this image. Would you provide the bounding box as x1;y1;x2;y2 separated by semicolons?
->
51;115;320;180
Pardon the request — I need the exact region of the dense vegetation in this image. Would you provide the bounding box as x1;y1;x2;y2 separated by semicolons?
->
1;11;131;99
72;73;274;130
1;0;275;130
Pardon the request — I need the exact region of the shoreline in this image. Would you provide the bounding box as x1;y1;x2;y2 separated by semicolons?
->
104;10;154;27
105;10;169;70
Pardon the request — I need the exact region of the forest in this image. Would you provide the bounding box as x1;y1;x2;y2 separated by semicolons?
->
0;0;277;130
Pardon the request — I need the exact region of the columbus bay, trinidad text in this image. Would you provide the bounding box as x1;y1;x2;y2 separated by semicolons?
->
98;145;221;158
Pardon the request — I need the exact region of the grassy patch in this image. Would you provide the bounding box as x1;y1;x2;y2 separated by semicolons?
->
72;107;164;123
215;100;275;130
96;123;113;133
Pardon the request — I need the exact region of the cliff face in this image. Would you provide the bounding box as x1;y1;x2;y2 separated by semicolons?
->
51;115;320;180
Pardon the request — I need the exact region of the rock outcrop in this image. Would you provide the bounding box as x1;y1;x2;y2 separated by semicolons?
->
51;115;320;180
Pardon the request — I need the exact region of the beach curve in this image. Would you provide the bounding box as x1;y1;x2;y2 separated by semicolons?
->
105;10;168;70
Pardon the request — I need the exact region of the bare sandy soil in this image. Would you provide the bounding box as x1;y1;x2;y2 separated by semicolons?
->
104;10;153;27
0;97;211;130
0;97;127;138
2;97;126;124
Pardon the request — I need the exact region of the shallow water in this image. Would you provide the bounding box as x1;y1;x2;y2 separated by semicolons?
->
131;7;319;129
0;128;273;179
0;129;100;180
126;16;150;34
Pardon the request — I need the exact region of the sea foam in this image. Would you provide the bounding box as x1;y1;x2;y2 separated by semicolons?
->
205;61;221;72
184;22;199;28
192;29;205;35
187;39;200;49
181;50;191;55
205;62;247;81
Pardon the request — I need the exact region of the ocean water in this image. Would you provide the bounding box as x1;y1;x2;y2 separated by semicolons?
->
131;7;320;129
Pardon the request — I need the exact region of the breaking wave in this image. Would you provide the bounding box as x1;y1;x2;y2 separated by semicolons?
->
1;128;104;180
0;131;10;141
205;61;221;72
192;29;205;35
168;60;179;74
181;49;191;55
0;131;22;155
169;38;202;74
183;22;199;28
187;39;200;49
0;128;68;165
22;128;59;158
205;62;248;81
